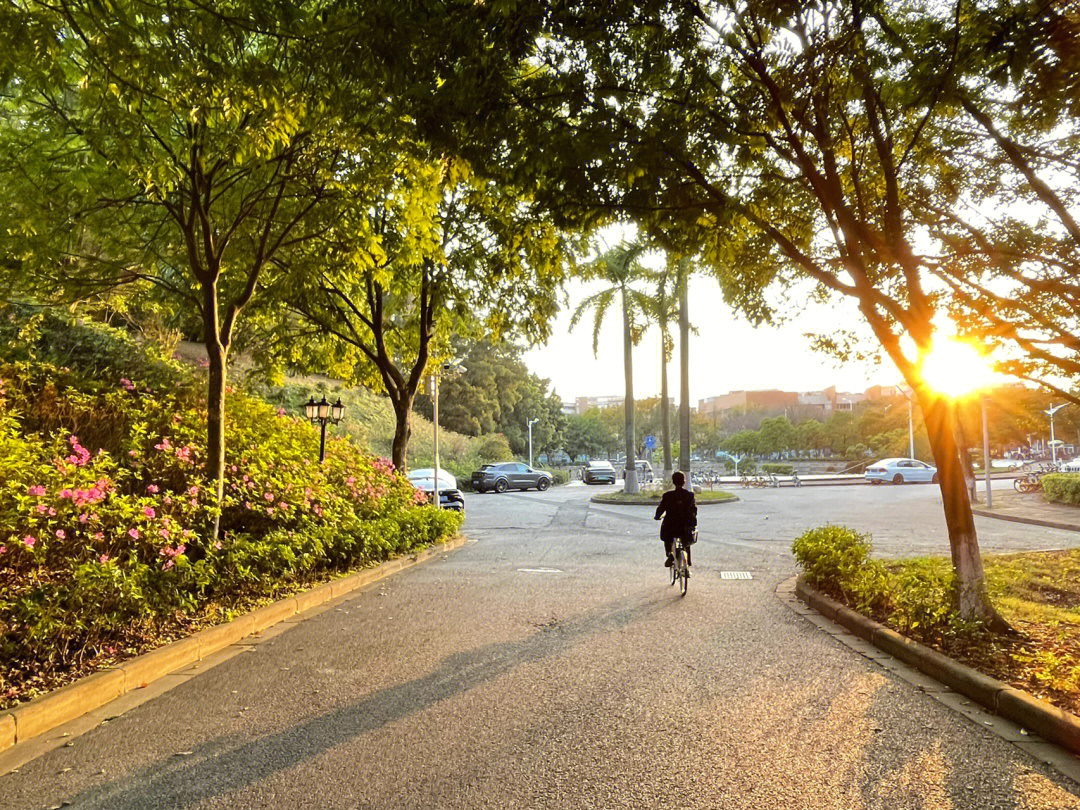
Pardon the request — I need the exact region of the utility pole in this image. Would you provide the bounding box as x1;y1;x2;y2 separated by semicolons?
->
982;395;992;509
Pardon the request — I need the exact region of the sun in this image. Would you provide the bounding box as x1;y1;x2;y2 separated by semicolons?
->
920;339;993;398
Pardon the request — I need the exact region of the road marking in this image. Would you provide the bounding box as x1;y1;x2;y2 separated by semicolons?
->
720;571;753;580
517;568;564;574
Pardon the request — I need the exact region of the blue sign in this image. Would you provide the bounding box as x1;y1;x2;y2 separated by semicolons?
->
644;435;657;450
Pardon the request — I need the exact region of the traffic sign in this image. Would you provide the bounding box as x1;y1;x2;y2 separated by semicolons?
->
644;435;657;450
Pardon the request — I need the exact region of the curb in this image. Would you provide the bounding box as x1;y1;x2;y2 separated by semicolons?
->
794;577;1080;756
971;507;1080;533
0;535;468;752
589;494;739;506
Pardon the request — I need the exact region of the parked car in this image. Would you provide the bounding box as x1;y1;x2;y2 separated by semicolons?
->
407;468;465;512
618;459;655;482
583;459;617;485
471;462;553;493
864;458;939;485
1061;457;1080;472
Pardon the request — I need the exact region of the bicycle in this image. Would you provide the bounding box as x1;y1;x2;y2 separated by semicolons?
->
668;530;694;596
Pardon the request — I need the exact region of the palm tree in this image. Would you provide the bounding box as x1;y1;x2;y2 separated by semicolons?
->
570;242;649;494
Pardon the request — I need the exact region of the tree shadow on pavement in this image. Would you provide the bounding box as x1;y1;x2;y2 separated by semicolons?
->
64;593;673;809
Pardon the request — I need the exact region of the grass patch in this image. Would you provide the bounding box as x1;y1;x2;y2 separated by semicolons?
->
793;525;1080;715
591;489;738;505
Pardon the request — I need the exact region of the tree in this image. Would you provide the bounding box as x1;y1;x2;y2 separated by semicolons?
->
1;0;358;538
796;419;826;455
564;411;616;461
641;268;678;478
757;416;796;456
571;242;650;493
282;159;574;471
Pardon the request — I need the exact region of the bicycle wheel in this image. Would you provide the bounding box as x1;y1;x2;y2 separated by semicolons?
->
678;550;688;597
670;554;677;586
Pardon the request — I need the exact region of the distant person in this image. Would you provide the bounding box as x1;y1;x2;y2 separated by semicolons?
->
654;471;697;568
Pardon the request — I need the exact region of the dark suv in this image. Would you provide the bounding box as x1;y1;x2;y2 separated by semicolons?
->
472;462;553;493
583;460;616;485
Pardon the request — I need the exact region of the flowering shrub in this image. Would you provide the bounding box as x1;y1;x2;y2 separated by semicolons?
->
0;329;461;706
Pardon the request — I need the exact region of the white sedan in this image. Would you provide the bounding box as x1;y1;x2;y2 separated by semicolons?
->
864;458;939;485
407;468;465;511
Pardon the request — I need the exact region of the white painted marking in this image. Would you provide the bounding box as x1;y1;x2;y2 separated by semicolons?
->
720;571;753;580
517;568;564;574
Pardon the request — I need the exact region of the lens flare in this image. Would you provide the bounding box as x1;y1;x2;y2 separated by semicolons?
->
920;339;993;398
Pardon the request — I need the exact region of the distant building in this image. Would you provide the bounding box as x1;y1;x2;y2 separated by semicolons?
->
698;390;798;418
575;395;625;414
864;385;903;401
560;401;577;415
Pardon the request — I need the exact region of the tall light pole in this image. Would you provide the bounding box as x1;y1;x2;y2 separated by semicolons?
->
1045;403;1068;464
899;386;915;459
528;418;539;468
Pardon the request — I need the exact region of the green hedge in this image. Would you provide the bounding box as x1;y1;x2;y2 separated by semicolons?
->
1042;473;1080;505
761;463;794;475
792;525;963;640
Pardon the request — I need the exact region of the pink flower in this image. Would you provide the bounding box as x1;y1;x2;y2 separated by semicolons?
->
277;407;287;417
163;496;172;505
129;449;139;457
176;544;186;555
79;513;88;523
23;535;36;548
189;498;197;508
48;507;56;516
35;504;47;513
214;540;223;550
27;485;46;497
143;506;156;519
264;492;274;501
278;501;288;510
147;484;159;494
187;485;199;497
99;554;109;564
119;377;135;391
93;532;104;540
128;528;140;539
162;559;174;571
0;545;6;555
55;529;65;539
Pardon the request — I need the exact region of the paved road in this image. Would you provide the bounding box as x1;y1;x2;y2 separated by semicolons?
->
4;483;1079;809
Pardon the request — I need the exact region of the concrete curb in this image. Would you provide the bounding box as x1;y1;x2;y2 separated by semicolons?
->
794;577;1080;756
589;494;739;506
970;507;1080;533
0;535;467;752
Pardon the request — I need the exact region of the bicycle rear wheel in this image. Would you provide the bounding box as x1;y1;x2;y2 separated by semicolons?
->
676;548;688;596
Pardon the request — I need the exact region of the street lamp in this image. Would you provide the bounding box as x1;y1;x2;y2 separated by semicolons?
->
1045;403;1069;464
305;395;345;462
430;360;466;505
528;418;539;469
898;386;916;460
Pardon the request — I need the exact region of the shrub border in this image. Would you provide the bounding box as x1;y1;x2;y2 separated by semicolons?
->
794;576;1080;756
0;534;468;752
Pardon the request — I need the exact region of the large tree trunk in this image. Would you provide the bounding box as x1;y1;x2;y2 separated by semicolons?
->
391;396;413;472
203;284;227;542
678;264;691;480
621;285;639;494
919;390;1009;630
660;329;672;481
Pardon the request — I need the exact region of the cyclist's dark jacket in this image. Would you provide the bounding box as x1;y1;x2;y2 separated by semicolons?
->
654;487;697;541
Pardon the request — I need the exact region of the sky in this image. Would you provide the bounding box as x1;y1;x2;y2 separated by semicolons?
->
523;271;905;405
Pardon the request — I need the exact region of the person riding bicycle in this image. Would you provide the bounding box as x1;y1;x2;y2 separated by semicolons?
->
654;471;697;568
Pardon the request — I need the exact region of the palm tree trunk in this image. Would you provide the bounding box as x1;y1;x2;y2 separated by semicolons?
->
678;262;691;480
621;284;639;494
661;329;672;480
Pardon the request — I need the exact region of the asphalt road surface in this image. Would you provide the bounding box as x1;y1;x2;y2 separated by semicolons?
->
4;481;1080;809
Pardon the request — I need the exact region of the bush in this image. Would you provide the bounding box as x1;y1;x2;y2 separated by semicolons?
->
1042;473;1080;505
761;463;794;475
0;315;461;705
792;524;961;641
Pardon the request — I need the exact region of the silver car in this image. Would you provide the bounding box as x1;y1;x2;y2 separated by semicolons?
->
864;458;939;485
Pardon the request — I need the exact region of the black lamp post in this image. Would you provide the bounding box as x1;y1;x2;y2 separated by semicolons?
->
305;395;345;462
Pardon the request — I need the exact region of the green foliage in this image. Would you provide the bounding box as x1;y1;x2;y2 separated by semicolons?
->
1041;474;1080;506
564;410;617;461
792;525;963;641
760;463;794;475
0;317;460;705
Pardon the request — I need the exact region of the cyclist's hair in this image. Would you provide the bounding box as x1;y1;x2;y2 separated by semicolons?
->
672;471;685;487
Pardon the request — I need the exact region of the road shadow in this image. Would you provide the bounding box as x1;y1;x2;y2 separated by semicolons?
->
62;593;673;809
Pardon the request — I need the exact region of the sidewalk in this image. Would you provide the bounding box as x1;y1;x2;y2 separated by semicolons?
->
972;491;1080;533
